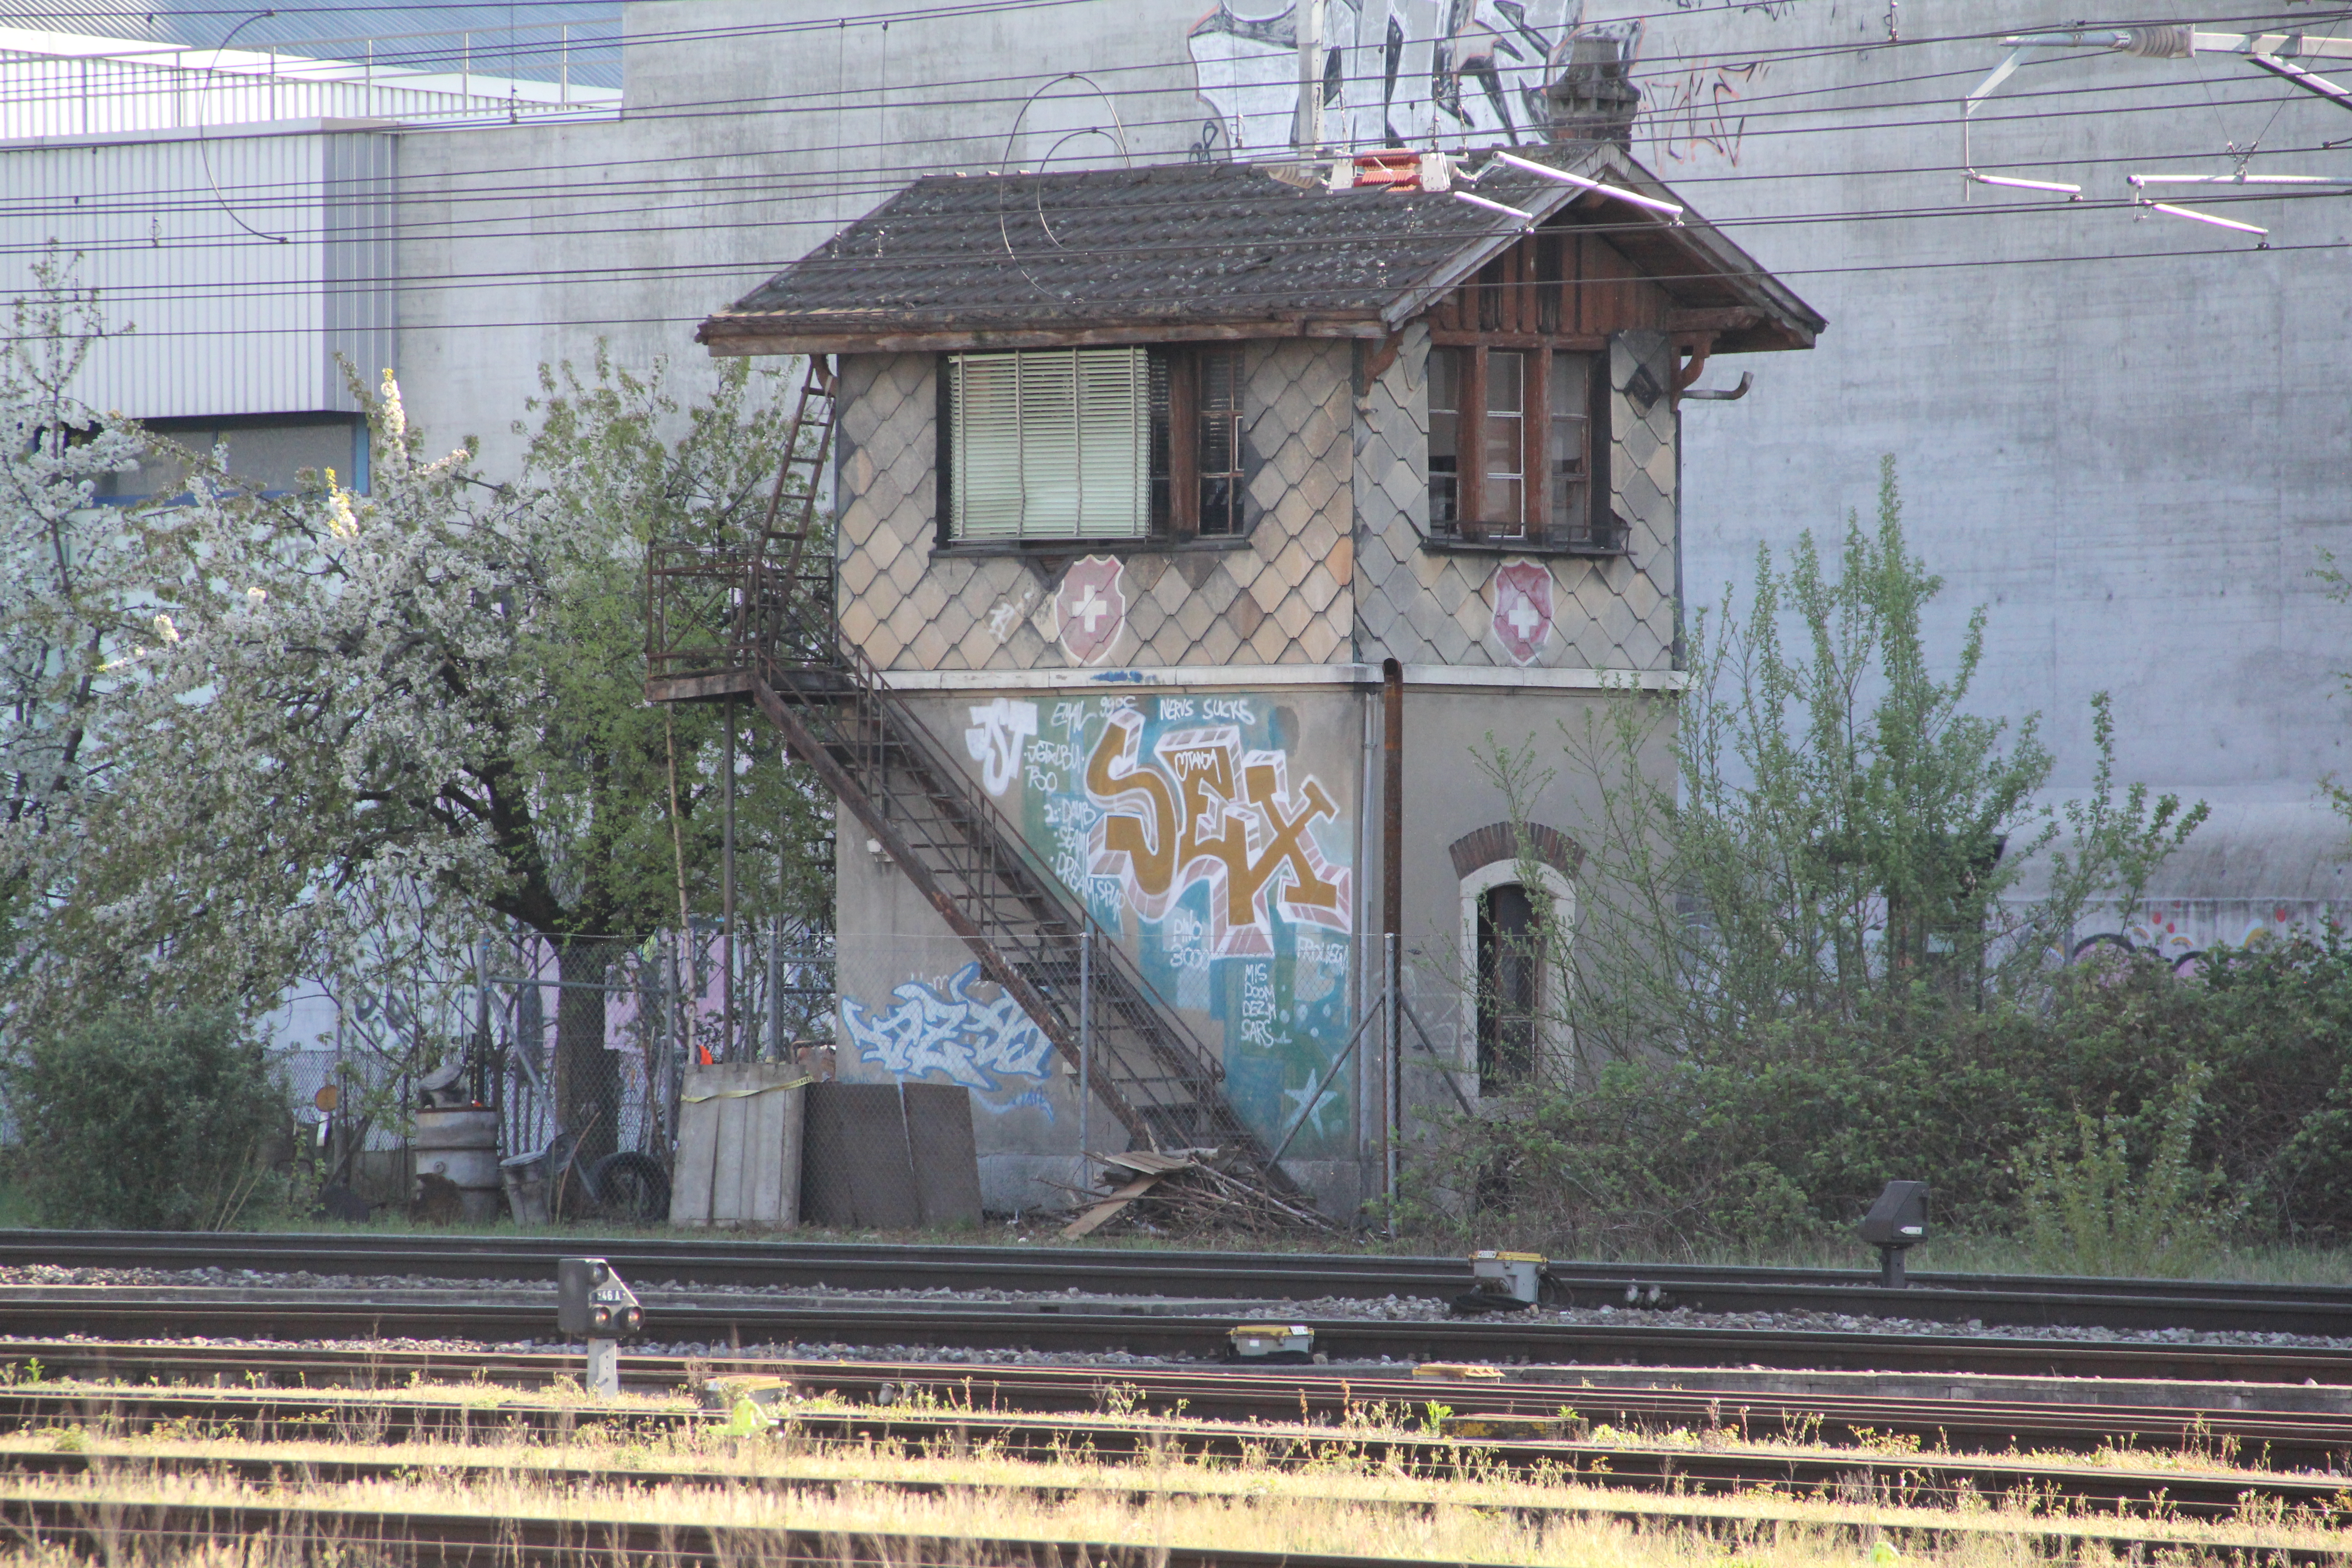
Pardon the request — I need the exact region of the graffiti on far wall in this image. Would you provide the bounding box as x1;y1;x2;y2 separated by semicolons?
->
839;961;1060;1115
1188;0;1582;159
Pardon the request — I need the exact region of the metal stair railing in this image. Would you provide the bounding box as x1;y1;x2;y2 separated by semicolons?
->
647;606;1290;1177
647;359;1295;1185
740;559;1285;1174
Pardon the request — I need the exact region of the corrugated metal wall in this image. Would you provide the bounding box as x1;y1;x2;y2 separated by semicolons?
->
0;33;619;141
0;130;397;418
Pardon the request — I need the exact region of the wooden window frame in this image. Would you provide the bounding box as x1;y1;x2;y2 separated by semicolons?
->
1431;337;1617;555
1155;344;1248;543
936;345;1256;552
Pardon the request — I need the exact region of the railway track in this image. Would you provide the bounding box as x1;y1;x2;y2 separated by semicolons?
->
8;1227;2352;1337
0;1344;2341;1567
0;1435;2341;1531
0;1284;2346;1385
0;1342;2347;1470
0;1381;2344;1518
23;1388;2330;1521
0;1385;2341;1568
17;1495;2329;1568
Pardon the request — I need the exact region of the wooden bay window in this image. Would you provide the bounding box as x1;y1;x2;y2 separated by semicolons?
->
1426;341;1619;553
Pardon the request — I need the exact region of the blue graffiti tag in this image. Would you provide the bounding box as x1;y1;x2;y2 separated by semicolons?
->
838;962;1059;1107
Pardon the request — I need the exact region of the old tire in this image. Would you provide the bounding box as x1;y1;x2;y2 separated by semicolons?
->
590;1151;671;1223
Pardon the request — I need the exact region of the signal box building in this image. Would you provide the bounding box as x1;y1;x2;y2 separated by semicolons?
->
691;146;1822;1216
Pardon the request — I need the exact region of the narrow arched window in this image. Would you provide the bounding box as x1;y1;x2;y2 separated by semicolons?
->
1476;882;1542;1091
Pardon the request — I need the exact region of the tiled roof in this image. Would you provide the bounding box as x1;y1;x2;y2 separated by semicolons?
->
698;146;1822;354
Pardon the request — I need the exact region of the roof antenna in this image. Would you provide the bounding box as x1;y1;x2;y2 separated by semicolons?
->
998;73;1134;174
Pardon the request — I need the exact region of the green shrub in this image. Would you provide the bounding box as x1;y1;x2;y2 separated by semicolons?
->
2;1009;291;1230
1410;936;2352;1260
2015;1063;2237;1277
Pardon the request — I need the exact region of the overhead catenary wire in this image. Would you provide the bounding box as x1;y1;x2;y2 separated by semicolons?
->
2;4;2341;200
9;0;2342;227
0;4;2346;336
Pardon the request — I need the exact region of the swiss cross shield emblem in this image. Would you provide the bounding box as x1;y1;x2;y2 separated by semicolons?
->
1055;555;1127;666
1490;560;1554;666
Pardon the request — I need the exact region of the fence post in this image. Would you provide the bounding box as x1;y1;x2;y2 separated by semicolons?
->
1078;931;1092;1166
722;696;737;1063
473;935;491;1108
766;914;783;1061
1385;931;1399;1238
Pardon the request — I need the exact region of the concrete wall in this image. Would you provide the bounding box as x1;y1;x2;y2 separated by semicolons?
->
383;0;2351;903
1603;0;2352;902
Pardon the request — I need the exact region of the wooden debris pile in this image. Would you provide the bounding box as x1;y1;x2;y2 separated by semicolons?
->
1058;1149;1337;1239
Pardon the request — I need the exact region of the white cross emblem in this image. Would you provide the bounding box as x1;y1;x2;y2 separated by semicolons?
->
1073;584;1111;632
1507;597;1541;638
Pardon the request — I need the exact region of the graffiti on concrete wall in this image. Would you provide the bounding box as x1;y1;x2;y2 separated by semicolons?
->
838;961;1059;1116
1648;59;1765;166
2057;901;2337;974
1183;1;1791;172
966;690;1359;1156
1188;0;1584;159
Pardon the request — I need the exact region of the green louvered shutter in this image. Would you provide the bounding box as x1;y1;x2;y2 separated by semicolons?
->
952;354;1022;539
1076;348;1147;538
950;348;1147;541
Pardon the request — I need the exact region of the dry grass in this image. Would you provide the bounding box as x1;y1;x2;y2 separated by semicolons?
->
0;1395;2343;1567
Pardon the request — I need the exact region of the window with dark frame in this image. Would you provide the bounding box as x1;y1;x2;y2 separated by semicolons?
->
947;344;1250;545
1476;881;1543;1090
1426;343;1618;552
1195;348;1246;537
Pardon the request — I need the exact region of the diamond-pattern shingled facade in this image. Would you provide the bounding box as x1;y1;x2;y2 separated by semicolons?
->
835;323;1679;678
835;343;1359;673
1351;326;1679;672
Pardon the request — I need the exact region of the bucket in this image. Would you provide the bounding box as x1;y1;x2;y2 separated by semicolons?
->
415;1107;502;1222
500;1148;551;1227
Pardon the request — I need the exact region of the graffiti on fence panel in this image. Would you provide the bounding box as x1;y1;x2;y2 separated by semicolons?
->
838;961;1059;1114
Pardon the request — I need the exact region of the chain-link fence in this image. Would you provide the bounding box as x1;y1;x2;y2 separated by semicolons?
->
261;920;834;1220
485;920;836;1219
272;915;1529;1228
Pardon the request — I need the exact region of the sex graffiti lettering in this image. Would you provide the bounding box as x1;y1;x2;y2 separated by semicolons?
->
1081;707;1352;957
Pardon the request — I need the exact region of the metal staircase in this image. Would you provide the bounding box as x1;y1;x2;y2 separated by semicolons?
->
646;363;1289;1183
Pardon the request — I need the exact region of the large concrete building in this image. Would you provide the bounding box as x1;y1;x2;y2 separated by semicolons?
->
441;2;2352;958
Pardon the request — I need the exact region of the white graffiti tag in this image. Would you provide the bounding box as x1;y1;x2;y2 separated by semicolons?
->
1187;0;1582;161
838;962;1058;1096
962;697;1039;797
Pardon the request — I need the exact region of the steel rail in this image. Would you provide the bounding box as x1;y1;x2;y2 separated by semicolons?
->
0;1496;1536;1568
5;1228;2352;1336
0;1389;2340;1523
5;1490;2344;1568
0;1287;2347;1385
1;1438;2342;1536
3;1344;2349;1470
